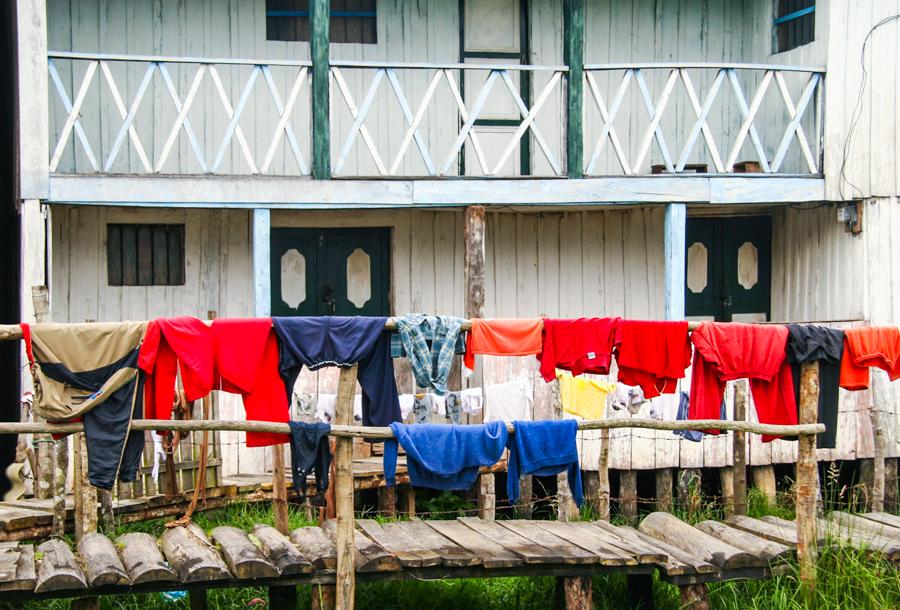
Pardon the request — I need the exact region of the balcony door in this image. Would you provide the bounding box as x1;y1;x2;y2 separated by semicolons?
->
684;216;772;322
460;0;530;176
270;228;390;316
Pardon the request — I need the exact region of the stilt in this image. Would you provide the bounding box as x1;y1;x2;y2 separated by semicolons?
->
269;586;297;610
796;361;820;600
334;366;358;610
400;485;416;518
559;575;592;610
655;468;673;511
272;444;290;535
619;470;638;522
732;380;748;516
752;465;777;506
678;583;710;610
377;485;396;518
597;429;611;521
188;589;208;610
517;475;534;519
677;468;701;515
625;574;654;609
885;458;898;512
720;467;734;517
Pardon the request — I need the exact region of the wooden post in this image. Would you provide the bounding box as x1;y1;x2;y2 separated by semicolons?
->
582;471;600;517
30;286;53;501
677;468;701;516
885;458;898;512
720;467;734;517
73;433;97;541
751;465;777;506
553;378;578;521
465;206;494;521
252;209;272;318
310;0;331;179
655;468;673;512
679;583;711;610
663;203;687;320
869;370;888;512
517;475;534;519
272;444;290;535
796;361;819;599
561;576;592;610
377;485;396;518
563;0;584;178
400;485;416;518
334;366;358;610
619;470;638;523
188;590;208;610
597;428;611;521
98;489;114;533
51;437;68;538
732;380;748;516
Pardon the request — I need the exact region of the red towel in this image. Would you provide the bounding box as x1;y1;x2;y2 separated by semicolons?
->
138;317;288;446
839;326;900;390
615;320;691;398
689;322;796;442
537;318;620;382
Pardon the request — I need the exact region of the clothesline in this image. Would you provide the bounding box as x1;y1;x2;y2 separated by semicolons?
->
0;417;825;438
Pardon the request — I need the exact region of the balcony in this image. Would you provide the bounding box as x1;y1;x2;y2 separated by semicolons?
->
47;52;824;181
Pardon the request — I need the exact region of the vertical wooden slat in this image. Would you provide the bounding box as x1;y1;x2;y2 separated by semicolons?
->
563;0;584;178
167;225;185;285
136;225;153;285
796;361;819;598
121;225;138;286
106;224;122;285
253;209;272;318
335;365;358;610
152;225;168;285
732;380;748;516
310;0;331;179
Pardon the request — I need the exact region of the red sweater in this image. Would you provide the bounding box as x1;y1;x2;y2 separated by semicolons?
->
689;322;797;442
138;317;288;447
615;320;691;398
538;318;621;382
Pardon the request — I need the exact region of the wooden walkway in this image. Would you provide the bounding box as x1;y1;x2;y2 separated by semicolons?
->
0;511;895;603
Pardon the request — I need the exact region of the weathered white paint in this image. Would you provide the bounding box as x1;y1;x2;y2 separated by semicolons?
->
18;0;50;198
46;174;827;207
664;202;686;319
252;208;271;318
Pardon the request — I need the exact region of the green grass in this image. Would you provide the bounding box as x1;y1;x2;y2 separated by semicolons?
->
19;496;900;610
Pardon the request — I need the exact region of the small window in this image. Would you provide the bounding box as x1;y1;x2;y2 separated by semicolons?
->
266;0;377;44
107;224;185;286
775;0;815;53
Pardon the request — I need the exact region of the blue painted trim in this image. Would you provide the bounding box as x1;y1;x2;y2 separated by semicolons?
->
267;10;376;18
774;5;815;25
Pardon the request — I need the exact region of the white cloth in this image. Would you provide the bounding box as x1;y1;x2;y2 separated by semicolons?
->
314;394;363;424
484;377;533;423
460;388;483;414
399;394;415;420
150;432;165;483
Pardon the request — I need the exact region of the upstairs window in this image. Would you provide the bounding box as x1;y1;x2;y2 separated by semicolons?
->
266;0;377;44
107;224;185;286
775;0;815;53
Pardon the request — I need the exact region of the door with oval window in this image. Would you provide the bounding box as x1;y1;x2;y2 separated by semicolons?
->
270;227;390;316
684;216;771;322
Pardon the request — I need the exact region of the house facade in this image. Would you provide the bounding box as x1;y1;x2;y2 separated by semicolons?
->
14;0;900;483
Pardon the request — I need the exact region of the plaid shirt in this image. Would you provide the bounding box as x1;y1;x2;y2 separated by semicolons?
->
391;314;465;395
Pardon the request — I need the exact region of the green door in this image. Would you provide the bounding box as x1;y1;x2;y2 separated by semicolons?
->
684;216;771;322
270;227;391;316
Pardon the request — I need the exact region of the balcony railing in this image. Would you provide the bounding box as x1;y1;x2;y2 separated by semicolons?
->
47;52;824;179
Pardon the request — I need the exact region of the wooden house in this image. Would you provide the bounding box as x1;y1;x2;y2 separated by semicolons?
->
9;0;900;504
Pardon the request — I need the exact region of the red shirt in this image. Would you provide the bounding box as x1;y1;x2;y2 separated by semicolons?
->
615;320;691;398
537;318;621;382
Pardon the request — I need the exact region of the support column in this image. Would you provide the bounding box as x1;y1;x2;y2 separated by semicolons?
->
334;366;358;610
377;485;396;518
619;470;638;523
252;209;271;318
465;206;494;520
751;465;777;506
796;362;819;599
269;438;296;609
663;203;686;320
869;370;889;512
655;468;673;511
400;485;416;518
597;429;611;521
563;0;584;178
732;380;748;516
310;0;331;179
17;1;49;199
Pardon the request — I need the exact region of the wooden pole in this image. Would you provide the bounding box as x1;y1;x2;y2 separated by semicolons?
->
663;203;687;321
400;485;416;518
655;468;673;512
553;378;578;521
751;465;777;506
597;428;611;521
272;444;290;535
732;380;748;516
334;366;358;610
619;470;638;523
51;437;68;538
563;0;584;178
720;467;734;517
796;361;819;599
869;370;888;512
31;286;53;501
377;486;396;518
310;0;330;179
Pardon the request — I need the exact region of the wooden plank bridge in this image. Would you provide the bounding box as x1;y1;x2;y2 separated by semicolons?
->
0;511;896;606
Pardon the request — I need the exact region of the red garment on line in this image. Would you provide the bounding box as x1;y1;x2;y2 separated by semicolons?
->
839;326;900;390
689;322;797;442
537;318;621;382
138;317;288;447
615;320;691;398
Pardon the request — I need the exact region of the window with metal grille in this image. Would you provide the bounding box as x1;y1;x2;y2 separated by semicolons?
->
107;224;185;286
775;0;815;53
266;0;377;44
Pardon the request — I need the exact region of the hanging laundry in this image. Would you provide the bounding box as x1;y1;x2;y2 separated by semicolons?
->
22;322;147;490
445;392;463;424
839;326;900;390
615;320;691;398
460;388;483;414
537;318;621;382
484;377;533;423
392;314;465;395
398;394;416;420
288;422;332;502
412;393;431;424
673;391;703;442
274;317;401;427
293;391;316;422
139;317;289;447
558;371;616;420
610;384;646;413
383;422;508;490
507;419;583;507
314;394;363;424
689;322;797;442
786;324;844;449
463;318;543;370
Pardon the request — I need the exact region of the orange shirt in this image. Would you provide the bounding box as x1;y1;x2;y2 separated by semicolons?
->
839;326;900;390
464;318;543;370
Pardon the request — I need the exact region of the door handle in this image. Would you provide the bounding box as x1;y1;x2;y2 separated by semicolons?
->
321;285;336;314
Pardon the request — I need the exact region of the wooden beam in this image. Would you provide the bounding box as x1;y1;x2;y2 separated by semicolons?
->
17;1;49;198
272;445;289;535
796;361;819;599
252;209;271;318
663;203;686;320
334;366;358;610
45;175;827;208
732;380;748;516
563;0;585;178
310;0;330;179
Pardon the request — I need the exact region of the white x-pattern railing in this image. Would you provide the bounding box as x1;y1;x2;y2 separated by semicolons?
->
330;61;567;177
48;51;312;175
583;63;824;175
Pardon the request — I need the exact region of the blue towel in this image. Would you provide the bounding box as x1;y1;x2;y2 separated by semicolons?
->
507;419;583;507
673;391;703;442
384;422;508;490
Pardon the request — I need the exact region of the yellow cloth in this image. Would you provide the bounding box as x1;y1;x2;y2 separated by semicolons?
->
558;371;616;420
